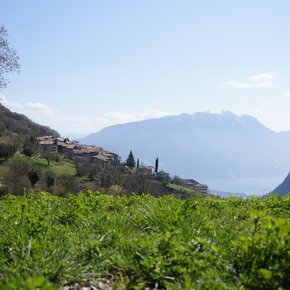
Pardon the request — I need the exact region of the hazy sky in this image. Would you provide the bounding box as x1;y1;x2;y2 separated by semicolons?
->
1;0;290;135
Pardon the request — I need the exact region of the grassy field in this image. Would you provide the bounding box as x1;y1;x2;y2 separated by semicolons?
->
168;183;205;199
0;155;76;179
0;192;289;289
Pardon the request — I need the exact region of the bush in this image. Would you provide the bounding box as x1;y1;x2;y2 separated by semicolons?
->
0;142;17;160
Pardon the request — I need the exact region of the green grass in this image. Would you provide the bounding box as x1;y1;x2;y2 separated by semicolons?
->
11;155;49;166
47;160;76;176
0;155;76;178
168;183;205;198
0;192;289;289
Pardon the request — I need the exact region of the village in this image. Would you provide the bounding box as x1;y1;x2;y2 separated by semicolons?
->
36;136;208;194
36;136;119;165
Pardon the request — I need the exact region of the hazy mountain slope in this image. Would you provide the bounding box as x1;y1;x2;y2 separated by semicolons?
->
0;103;59;142
278;130;290;142
82;111;290;179
270;172;290;195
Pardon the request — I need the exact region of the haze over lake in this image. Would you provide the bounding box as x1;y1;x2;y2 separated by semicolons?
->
201;176;285;196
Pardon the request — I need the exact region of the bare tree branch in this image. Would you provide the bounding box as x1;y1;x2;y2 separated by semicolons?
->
0;26;20;89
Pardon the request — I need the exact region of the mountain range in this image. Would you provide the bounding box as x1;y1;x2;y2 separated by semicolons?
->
270;172;290;195
82;111;290;180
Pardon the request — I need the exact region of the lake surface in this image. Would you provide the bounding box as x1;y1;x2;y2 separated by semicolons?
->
199;176;285;196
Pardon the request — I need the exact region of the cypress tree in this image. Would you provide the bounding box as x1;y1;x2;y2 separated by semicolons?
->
126;150;136;169
27;169;40;187
137;158;140;169
155;157;159;173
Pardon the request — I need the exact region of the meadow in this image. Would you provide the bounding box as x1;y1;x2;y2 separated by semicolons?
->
0;154;76;178
0;192;289;289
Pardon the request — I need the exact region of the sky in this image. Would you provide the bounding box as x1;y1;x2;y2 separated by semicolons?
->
1;0;290;136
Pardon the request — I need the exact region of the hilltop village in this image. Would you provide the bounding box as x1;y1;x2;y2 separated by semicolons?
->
1;104;209;197
0;107;209;196
36;136;208;194
36;136;119;165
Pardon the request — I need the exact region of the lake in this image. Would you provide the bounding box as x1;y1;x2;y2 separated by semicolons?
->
200;176;285;196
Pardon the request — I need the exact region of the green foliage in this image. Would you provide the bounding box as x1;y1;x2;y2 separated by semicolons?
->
0;142;17;160
1;155;76;178
232;215;290;289
0;155;77;195
0;193;289;289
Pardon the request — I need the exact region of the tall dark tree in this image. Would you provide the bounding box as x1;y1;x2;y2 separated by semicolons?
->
126;150;136;169
46;175;55;188
0;26;20;89
137;158;140;169
27;169;40;187
155;157;159;173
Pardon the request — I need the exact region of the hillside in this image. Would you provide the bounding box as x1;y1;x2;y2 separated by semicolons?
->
271;172;290;195
0;103;59;143
82;111;290;179
0;104;207;198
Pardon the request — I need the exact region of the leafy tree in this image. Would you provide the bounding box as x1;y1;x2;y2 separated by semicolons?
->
39;148;60;166
22;136;38;157
0;142;17;160
3;160;31;195
126;150;136;169
22;147;33;157
42;171;55;192
54;175;81;195
43;152;51;167
100;166;121;190
156;171;171;184
0;26;20;89
121;172;169;195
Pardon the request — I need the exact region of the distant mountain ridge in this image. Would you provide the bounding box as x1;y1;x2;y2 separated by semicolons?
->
82;111;290;179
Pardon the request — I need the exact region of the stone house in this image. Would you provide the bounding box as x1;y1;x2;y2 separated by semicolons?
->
196;183;208;194
36;136;119;166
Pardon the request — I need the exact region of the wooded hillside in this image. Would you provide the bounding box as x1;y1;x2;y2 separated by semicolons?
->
0;103;59;143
